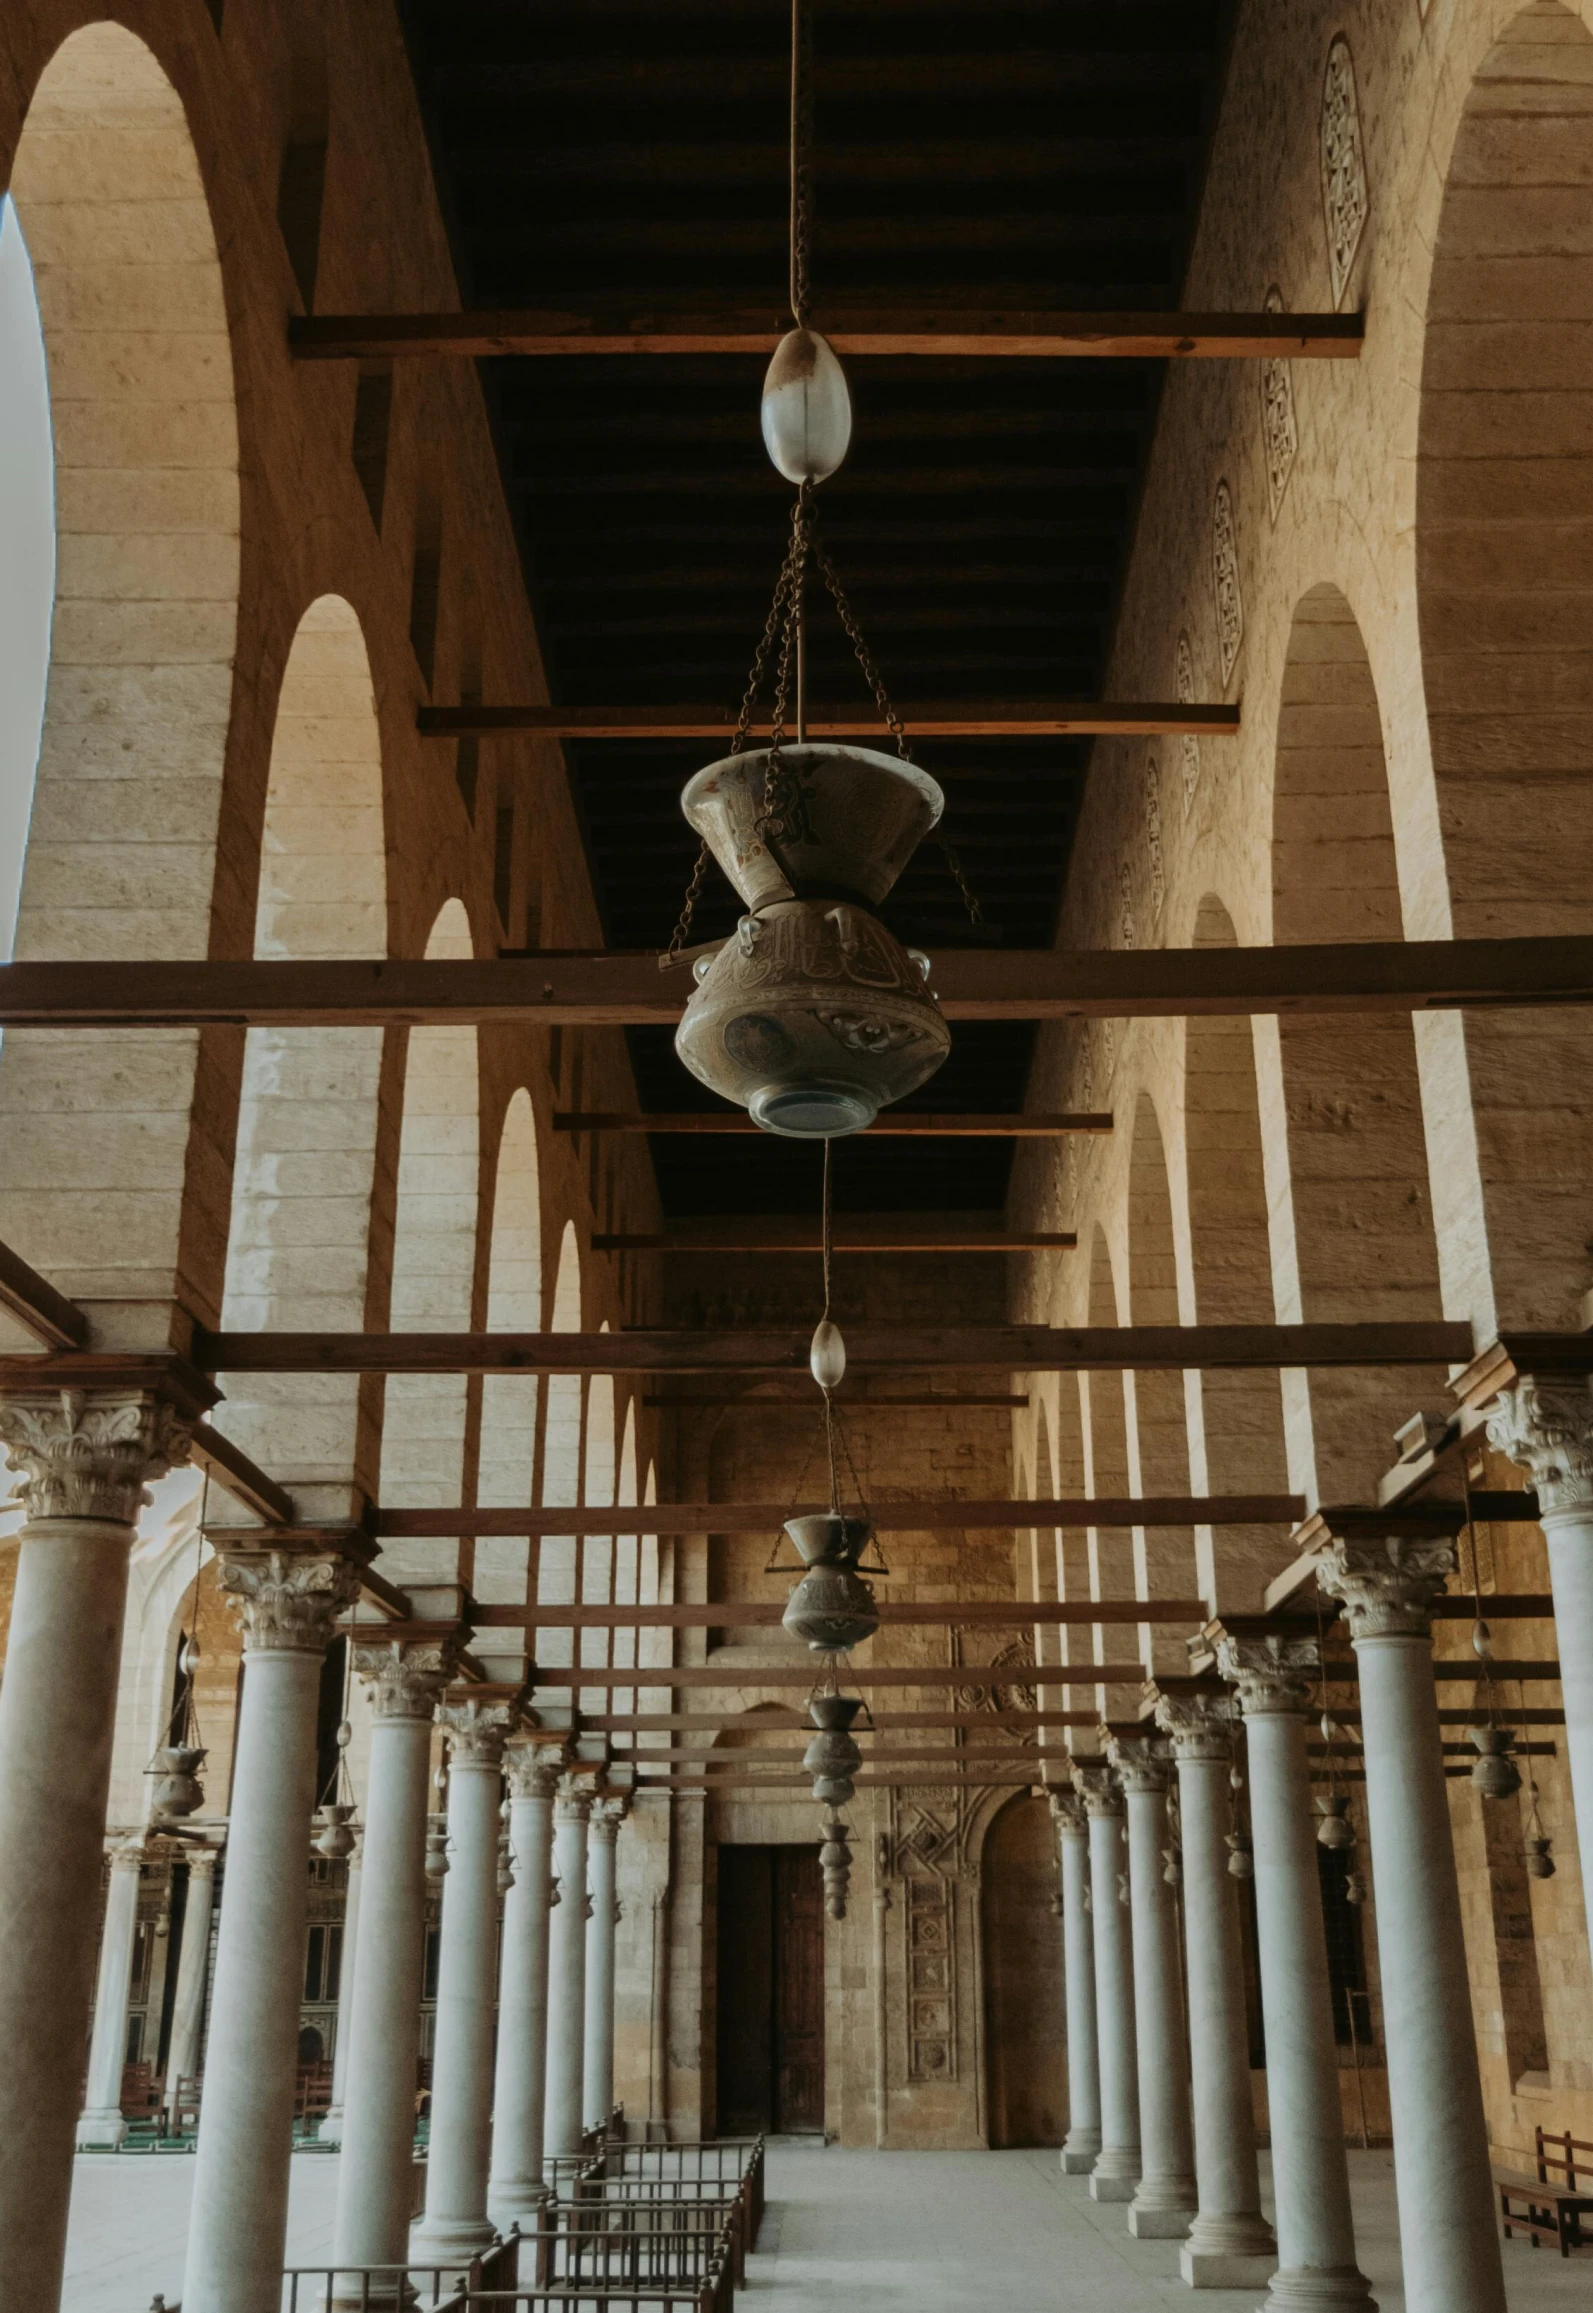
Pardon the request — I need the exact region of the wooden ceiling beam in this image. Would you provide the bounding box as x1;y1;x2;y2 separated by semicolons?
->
0;1235;87;1351
641;1394;1029;1409
590;1223;1077;1254
472;1599;1208;1629
369;1495;1303;1537
590;1710;1095;1731
527;1659;1558;1690
557;1114;1112;1137
416;701;1238;739
289;309;1363;361
5;937;1593;1030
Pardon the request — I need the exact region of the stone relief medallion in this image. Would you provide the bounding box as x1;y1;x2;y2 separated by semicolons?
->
1118;858;1137;949
1143;754;1165;918
1260;284;1298;521
1175;629;1200;813
1211;477;1244;686
1320;36;1369;310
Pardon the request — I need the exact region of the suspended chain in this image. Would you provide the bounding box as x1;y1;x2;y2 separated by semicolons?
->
814;537;985;927
789;0;813;329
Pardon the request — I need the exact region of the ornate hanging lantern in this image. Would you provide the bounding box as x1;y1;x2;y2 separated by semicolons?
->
1313;1792;1355;1850
1468;1723;1523;1800
782;1513;880;1654
314;1802;358;1861
820;1813;853;1919
803;1693;865;1805
147;1745;206;1822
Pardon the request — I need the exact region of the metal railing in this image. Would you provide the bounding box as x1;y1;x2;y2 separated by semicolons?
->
279;2231;522;2311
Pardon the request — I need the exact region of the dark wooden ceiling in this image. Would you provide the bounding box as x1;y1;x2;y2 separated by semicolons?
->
398;0;1236;1215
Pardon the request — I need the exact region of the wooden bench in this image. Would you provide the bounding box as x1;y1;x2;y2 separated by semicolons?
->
1498;2125;1593;2257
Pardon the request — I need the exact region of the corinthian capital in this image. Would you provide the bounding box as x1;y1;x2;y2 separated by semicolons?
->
438;1695;516;1765
1317;1534;1456;1639
504;1740;563;1801
355;1636;459;1720
555;1778;594;1823
1105;1733;1174;1793
1048;1788;1087;1835
217;1544;362;1654
1153;1691;1237;1760
1071;1764;1124;1818
0;1383;201;1525
590;1795;629;1839
1215;1633;1318;1716
1486;1374;1593;1518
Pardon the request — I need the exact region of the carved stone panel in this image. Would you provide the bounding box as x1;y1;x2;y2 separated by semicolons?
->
1320;37;1369;310
1175;630;1200;813
1143;754;1165;918
1259;285;1298;521
1211;479;1244;686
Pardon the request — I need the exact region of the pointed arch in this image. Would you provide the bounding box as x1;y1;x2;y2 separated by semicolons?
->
218;595;385;1488
378;899;480;1581
475;1088;544;1610
534;1223;584;1687
0;23;241;1313
1126;1091;1196;1666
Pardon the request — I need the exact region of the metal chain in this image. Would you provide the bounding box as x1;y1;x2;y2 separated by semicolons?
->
812;535;909;760
789;0;812;328
663;840;713;966
756;484;816;855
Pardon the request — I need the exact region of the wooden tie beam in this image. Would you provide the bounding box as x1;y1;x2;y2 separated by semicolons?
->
527;1659;1560;1692
288;308;1365;361
369;1494;1304;1537
558;1113;1113;1138
590;1221;1077;1254
417;702;1239;740
4;937;1593;1029
474;1599;1208;1629
188;1323;1472;1378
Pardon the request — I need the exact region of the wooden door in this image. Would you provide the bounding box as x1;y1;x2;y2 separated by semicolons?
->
981;1794;1066;2146
715;1844;824;2134
772;1847;824;2130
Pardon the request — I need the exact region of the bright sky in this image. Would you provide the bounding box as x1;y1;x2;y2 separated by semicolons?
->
0;195;54;963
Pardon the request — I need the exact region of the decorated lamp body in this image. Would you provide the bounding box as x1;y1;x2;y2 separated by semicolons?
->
782;1514;880;1653
674;744;951;1138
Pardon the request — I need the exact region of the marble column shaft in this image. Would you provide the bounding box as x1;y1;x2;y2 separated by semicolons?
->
1109;1736;1197;2238
544;1784;592;2160
318;1836;363;2145
583;1799;623;2131
78;1838;146;2145
331;1641;455;2278
1219;1637;1373;2313
1074;1767;1139;2201
183;1542;363;2313
489;1749;561;2226
1320;1538;1506;2313
1156;1695;1275;2289
165;1848;219;2118
411;1698;515;2263
0;1380;199;2313
1051;1792;1101;2175
1487;1377;1593;1956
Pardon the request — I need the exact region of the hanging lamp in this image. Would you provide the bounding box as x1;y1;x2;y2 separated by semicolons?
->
667;0;972;1139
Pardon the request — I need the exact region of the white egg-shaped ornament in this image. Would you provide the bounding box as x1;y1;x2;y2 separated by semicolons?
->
761;327;852;483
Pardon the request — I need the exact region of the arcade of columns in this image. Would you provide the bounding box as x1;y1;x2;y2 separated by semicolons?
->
2;4;1593;2313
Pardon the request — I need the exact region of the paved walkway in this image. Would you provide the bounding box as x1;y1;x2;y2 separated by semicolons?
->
65;2141;1588;2311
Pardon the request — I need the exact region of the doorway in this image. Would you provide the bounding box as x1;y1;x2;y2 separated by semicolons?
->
716;1844;824;2133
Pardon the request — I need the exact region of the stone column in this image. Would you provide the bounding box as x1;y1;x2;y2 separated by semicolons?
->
1486;1376;1593;1948
1073;1767;1139;2201
584;1797;624;2131
164;1846;218;2121
318;1831;363;2145
1050;1791;1101;2174
183;1539;363;2313
488;1748;561;2227
331;1639;456;2284
1217;1637;1374;2313
1108;1736;1197;2239
0;1376;202;2313
544;1781;592;2160
1155;1694;1276;2289
411;1696;515;2265
1319;1536;1506;2313
78;1836;146;2146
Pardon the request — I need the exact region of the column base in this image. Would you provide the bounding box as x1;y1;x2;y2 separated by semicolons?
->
409;2215;499;2265
1127;2186;1196;2239
1181;2247;1279;2289
1179;2211;1277;2285
1089;2149;1141;2203
1261;2267;1378;2312
487;2181;552;2232
1062;2127;1102;2175
76;2107;128;2149
317;2106;346;2145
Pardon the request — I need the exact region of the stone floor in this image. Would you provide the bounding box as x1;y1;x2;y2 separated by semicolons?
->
64;2141;1590;2311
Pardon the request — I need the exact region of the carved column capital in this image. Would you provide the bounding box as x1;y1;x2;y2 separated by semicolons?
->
185;1847;219;1883
1486;1374;1593;1518
216;1544;362;1656
555;1779;594;1823
0;1382;203;1526
1072;1764;1125;1819
1317;1534;1457;1639
589;1796;628;1841
1048;1788;1087;1835
1215;1633;1319;1716
1105;1733;1175;1793
504;1742;564;1801
1152;1691;1238;1761
354;1637;459;1721
437;1696;516;1765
